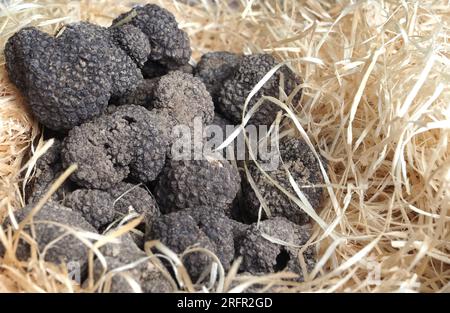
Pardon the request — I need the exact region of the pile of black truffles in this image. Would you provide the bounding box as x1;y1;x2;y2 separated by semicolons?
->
2;4;327;292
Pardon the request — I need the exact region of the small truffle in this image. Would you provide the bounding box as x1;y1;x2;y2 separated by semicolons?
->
243;136;326;225
153;71;214;128
108;182;160;220
91;233;173;293
2;202;97;268
147;207;239;279
5;22;142;131
235;217;315;277
66;189;116;230
217;53;301;126
62;105;171;189
110;24;151;68
194;51;241;101
112;4;191;69
154;156;241;214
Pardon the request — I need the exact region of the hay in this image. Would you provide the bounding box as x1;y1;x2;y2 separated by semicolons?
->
0;0;449;292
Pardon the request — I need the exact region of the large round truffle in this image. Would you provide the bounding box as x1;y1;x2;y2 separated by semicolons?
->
5;22;143;131
153;70;214;129
2;202;97;269
154;156;241;214
112;4;191;69
217;53;301;126
235;217;315;278
243;136;326;225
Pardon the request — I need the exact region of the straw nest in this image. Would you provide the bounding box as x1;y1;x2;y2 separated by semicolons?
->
0;0;449;293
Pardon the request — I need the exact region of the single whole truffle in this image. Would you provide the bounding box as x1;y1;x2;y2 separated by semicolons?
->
91;233;173;293
5;22;143;131
154;156;241;214
2;202;97;269
243;136;326;225
217;53;301;126
147;207;240;279
112;4;191;69
194;51;241;102
67;189;116;229
110;24;151;68
62;105;171;189
235;217;315;278
152;70;214;128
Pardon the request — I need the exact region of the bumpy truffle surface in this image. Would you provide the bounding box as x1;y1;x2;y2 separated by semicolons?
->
153;71;214;128
3;202;97;268
108;182;160;220
195;51;241;101
147;207;239;279
92;233;172;293
243;137;326;225
112;4;191;68
236;217;315;277
5;22;142;131
67;183;159;232
62;105;171;189
217;53;301;126
110;24;151;68
67;189;116;230
154;156;240;214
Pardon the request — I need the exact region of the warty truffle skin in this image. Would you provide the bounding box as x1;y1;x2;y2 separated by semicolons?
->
5;22;143;131
112;4;191;69
2;202;97;269
217;53;301;126
152;70;214;129
91;233;173;293
194;51;241;102
242;136;326;225
235;217;316;278
154;157;241;214
62;105;171;189
146;207;239;280
110;24;151;68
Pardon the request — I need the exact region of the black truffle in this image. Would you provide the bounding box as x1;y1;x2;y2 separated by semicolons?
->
235;217;315;277
243;136;326;225
110;24;151;68
91;233;173;293
66;189;115;230
153;70;214;129
154;156;241;214
194;51;241;102
112;4;191;69
2;202;97;269
147;207;239;279
5;22;143;131
62;105;171;189
217;53;301;126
